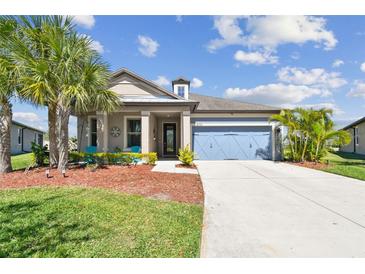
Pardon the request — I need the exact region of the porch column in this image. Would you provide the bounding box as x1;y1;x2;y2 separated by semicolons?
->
141;111;150;153
103;112;108;152
181;111;191;149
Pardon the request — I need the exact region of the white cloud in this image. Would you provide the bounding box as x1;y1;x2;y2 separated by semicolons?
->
13;112;41;122
234;50;278;65
73;15;95;29
277;66;347;89
191;78;203;88
137;35;159;58
90;40;104;54
208;16;337;53
207;16;246;52
360;62;365;72
225;84;322;106
348;81;365;98
332;59;344;68
176;16;183;23
153;75;170;86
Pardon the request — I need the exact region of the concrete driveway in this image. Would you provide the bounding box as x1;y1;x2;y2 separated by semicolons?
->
197;160;365;257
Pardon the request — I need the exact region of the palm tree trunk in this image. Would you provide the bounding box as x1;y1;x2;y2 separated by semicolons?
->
0;98;13;173
48;101;58;167
301;135;308;162
57;101;71;171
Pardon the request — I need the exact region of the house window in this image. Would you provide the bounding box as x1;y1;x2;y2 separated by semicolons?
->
355;127;359;146
127;119;141;147
17;128;22;145
177;86;185;97
38;133;43;146
90;118;97;146
34;133;37;142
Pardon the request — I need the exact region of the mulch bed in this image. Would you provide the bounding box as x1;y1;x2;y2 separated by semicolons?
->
289;161;330;170
175;164;197;169
0;165;204;204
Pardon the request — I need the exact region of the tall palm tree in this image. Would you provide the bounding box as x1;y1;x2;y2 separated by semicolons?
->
11;16;74;167
0;17;19;173
53;32;120;170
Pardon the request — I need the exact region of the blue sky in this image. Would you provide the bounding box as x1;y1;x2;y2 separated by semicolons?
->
11;15;365;135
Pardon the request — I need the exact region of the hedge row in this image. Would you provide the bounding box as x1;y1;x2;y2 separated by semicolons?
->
69;151;158;165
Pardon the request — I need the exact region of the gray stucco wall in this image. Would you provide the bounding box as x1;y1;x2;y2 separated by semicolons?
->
340;122;365;155
11;122;43;155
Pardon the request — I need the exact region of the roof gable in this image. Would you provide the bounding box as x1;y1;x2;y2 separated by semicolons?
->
110;68;180;99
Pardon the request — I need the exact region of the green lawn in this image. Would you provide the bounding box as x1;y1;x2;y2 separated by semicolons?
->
11;153;33;170
0;187;203;258
322;151;365;180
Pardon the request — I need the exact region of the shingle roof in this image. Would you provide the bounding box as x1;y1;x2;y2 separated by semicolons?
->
12;120;45;133
342;116;365;130
189;93;280;113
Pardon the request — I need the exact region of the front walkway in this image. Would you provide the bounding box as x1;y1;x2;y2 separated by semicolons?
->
197;160;365;257
152;160;198;174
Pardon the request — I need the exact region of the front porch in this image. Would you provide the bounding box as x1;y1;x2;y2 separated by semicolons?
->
77;109;191;158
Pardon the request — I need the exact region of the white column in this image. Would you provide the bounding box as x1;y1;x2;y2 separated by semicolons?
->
271;123;276;161
141;111;150;153
181;111;191;149
103;112;108;152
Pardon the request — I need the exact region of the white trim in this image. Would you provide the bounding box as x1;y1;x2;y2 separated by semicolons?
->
191;113;273;118
123;115;141;149
162;122;177;157
193;121;274;127
87;115;97;146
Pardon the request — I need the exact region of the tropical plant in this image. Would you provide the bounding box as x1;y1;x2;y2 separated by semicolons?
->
178;145;194;166
9;16;75;167
5;15;120;172
30;141;48;167
271;108;351;162
0;17;20;173
54;32;120;171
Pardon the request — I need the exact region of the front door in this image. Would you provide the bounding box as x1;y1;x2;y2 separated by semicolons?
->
163;123;177;156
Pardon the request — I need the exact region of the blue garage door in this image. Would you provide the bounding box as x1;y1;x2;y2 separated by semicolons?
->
193;126;272;160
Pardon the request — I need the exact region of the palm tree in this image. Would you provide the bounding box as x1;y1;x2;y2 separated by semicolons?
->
0;17;19;173
10;16;74;167
270;109;300;161
310;108;350;161
53;32;120;170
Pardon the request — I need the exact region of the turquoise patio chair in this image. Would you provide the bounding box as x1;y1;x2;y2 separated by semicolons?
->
130;146;141;165
84;146;97;164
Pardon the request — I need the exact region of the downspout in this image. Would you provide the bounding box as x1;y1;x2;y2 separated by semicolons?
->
354;127;356;153
21;127;25;152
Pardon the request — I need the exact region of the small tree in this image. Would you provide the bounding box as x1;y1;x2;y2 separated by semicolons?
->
178;145;194;166
271;108;351;162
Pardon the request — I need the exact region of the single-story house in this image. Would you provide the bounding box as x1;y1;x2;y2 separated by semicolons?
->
11;120;44;155
340;117;365;154
76;68;282;160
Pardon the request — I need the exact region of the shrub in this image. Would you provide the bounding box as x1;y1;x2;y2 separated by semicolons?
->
178;145;194;166
146;152;157;165
67;151;158;165
31;142;48;167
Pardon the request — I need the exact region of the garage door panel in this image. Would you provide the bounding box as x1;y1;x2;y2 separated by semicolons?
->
251;134;271;160
193;126;272;160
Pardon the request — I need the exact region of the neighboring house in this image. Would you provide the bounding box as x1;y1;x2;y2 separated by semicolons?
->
76;68;282;160
340;117;365;154
11;120;44;155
